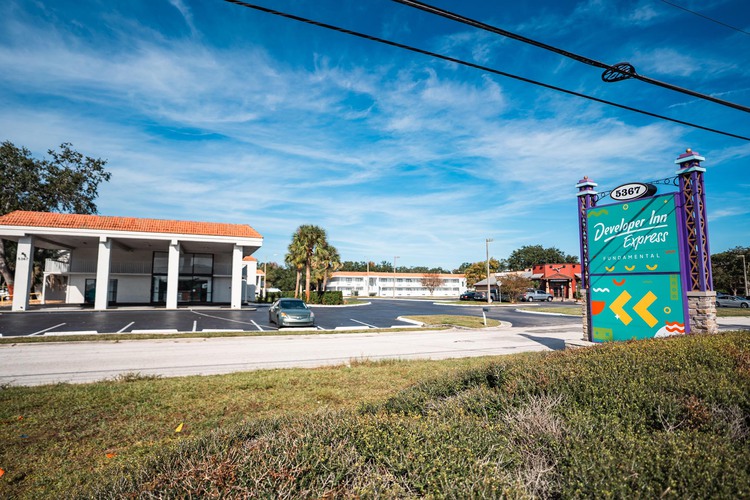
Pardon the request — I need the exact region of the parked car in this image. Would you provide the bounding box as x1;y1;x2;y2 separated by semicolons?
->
268;298;315;327
715;295;750;308
521;289;554;302
460;291;478;301
473;290;498;301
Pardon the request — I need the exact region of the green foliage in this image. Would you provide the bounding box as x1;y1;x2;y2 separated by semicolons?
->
464;258;502;287
712;246;749;296
0;141;110;285
90;332;750;498
506;244;578;271
279;290;343;305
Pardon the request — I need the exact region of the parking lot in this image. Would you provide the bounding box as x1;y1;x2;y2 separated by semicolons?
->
0;299;581;337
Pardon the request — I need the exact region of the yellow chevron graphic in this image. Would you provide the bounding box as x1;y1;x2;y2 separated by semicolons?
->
610;291;632;325
646;264;658;271
624;265;636;271
633;291;658;327
605;265;615;272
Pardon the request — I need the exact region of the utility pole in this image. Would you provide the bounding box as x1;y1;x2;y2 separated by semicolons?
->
393;256;400;299
486;238;493;304
740;254;748;297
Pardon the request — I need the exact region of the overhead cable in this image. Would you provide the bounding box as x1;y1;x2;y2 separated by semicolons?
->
390;0;750;114
222;0;749;142
659;0;750;36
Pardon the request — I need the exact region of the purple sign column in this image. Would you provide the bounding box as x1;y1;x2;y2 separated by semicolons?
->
576;176;598;341
675;149;717;334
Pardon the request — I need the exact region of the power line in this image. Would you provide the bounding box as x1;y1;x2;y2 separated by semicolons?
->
222;0;749;142
659;0;750;36
390;0;750;114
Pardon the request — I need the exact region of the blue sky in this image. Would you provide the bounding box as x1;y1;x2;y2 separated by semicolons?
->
1;0;748;269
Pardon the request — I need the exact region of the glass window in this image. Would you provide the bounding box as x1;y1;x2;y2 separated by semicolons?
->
153;252;169;274
193;254;212;274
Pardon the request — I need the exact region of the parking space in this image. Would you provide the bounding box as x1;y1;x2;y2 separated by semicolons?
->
0;300;583;337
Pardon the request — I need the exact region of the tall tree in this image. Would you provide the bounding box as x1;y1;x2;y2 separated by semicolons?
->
499;274;533;303
285;238;306;298
464;258;502;287
0;141;110;289
287;225;327;302
506;245;578;271
712;246;750;296
312;241;341;292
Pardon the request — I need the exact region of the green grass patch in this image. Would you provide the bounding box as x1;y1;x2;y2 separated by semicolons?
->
518;306;583;316
404;315;501;328
88;331;750;498
716;307;750;317
0;357;494;499
4;332;749;498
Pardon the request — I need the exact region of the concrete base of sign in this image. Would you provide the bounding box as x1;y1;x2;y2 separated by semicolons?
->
687;291;718;335
565;339;597;349
580;288;590;341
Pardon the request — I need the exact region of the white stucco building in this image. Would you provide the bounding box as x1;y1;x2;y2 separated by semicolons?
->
0;211;263;311
326;271;466;297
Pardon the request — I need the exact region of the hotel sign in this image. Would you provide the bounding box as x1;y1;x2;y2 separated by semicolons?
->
586;194;687;342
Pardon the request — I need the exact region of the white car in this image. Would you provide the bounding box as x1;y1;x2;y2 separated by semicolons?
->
716;294;750;308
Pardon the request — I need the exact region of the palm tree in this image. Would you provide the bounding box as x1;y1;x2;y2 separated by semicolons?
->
312;241;341;293
287;225;327;302
285;237;306;299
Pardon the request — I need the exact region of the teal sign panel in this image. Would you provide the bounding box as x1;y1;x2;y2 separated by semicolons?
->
587;194;687;342
589;273;686;341
588;194;681;275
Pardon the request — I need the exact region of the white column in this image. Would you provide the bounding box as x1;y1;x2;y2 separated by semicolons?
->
231;245;243;309
94;237;111;310
12;236;35;311
166;240;180;309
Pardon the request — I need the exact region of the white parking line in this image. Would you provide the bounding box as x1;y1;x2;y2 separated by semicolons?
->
131;329;179;334
349;319;377;328
118;322;135;333
192;320;197;332
251;320;264;331
29;323;66;336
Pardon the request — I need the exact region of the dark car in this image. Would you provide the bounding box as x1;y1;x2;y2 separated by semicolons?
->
460;291;478;301
473;290;498;301
269;298;315;327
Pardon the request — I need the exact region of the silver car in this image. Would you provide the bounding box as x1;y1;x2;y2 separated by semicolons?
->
269;298;315;327
716;294;750;308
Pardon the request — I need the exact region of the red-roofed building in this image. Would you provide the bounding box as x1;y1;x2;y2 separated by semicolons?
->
529;263;581;300
0;211;263;311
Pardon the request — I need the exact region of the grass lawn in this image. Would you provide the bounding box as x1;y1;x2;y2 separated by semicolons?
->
0;357;496;499
716;307;750;317
3;332;749;498
403;314;501;328
518;305;582;316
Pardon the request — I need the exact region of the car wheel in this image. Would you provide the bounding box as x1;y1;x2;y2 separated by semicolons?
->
547;297;553;302
527;297;533;302
715;301;720;307
741;303;749;309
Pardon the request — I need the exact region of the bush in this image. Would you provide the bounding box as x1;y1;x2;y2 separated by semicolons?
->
278;291;343;305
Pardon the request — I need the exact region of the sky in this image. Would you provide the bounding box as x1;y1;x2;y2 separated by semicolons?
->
1;0;748;270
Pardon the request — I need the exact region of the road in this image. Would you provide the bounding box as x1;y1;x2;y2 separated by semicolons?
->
0;299;581;336
0;324;584;386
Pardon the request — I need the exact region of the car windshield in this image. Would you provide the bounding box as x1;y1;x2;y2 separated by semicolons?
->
280;300;306;309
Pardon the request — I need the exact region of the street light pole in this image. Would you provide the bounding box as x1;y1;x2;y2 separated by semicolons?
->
740;254;748;297
486;238;493;304
393;256;400;299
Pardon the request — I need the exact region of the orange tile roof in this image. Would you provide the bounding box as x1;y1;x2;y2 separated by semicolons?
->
0;211;262;239
243;256;258;261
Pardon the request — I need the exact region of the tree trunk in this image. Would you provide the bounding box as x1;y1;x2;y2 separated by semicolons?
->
294;270;301;298
305;263;311;302
0;239;14;287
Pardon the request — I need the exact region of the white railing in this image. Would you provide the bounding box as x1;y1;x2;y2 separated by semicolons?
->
45;260;70;273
